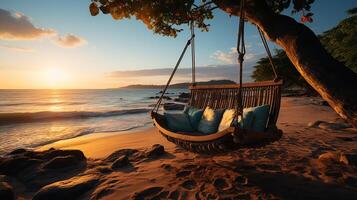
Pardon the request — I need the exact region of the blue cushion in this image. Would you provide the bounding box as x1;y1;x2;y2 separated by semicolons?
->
184;106;204;129
245;105;270;132
164;113;194;132
197;107;225;134
236;110;255;129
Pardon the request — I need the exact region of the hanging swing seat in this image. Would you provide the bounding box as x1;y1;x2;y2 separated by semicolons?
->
152;80;283;153
151;0;283;153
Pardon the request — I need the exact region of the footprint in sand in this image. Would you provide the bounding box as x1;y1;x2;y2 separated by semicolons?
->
161;163;173;171
176;170;191;178
180;180;197;190
213;178;231;190
235;175;249;186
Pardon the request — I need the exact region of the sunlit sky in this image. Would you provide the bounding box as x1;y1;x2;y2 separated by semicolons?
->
0;0;356;89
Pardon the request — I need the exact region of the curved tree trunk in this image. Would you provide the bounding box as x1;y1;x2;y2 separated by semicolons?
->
213;0;357;127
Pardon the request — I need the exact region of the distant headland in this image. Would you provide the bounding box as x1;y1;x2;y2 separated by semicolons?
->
121;80;236;89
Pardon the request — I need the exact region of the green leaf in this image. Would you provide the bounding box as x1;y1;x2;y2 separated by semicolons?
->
89;3;99;16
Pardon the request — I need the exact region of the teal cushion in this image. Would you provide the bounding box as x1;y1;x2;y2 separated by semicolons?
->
236;110;255;129
184;106;204;129
245;105;270;132
197;107;225;134
218;109;236;132
164;113;194;132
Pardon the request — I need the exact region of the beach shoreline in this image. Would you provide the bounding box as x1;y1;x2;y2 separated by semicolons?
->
37;96;346;159
2;96;357;200
37;126;173;159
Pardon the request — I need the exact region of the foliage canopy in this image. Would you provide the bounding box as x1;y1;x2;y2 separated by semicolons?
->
320;8;357;72
89;0;315;37
251;49;310;89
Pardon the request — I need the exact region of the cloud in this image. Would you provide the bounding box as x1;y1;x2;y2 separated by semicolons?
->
210;47;264;65
53;34;87;48
211;48;237;64
0;44;34;52
0;8;86;49
0;8;56;40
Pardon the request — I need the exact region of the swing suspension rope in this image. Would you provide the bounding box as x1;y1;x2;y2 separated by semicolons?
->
257;26;279;80
152;23;195;114
235;0;279;122
191;21;196;84
235;0;246;124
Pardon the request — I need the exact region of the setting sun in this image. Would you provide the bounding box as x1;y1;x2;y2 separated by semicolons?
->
44;68;68;88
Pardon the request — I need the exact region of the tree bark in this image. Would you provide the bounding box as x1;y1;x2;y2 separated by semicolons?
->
213;0;357;127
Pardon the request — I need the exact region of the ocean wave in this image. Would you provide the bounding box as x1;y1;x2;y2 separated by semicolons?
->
0;108;151;125
0;121;153;155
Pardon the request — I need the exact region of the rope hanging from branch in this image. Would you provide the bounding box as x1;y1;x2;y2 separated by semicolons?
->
257;27;279;80
235;0;246;124
152;22;195;114
190;21;196;84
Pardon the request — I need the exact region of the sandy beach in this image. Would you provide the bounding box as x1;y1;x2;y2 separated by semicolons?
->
1;97;356;200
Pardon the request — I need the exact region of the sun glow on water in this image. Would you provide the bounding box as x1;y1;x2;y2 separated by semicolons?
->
48;89;64;111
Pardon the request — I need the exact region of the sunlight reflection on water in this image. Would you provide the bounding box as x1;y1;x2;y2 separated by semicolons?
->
0;88;188;154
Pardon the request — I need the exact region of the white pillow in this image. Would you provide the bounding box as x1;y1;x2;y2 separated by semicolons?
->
218;109;236;132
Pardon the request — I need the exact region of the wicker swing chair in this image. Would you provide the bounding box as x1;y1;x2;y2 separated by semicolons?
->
151;0;283;153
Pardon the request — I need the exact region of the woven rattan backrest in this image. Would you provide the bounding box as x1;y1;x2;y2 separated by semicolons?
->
188;80;283;127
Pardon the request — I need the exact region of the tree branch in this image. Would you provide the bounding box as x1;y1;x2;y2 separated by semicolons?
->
192;1;215;11
210;6;219;11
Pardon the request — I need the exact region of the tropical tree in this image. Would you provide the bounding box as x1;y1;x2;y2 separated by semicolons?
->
89;0;357;127
253;7;357;91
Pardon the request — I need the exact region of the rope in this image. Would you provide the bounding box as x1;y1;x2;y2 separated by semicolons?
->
190;21;196;84
235;0;246;125
257;26;279;80
152;34;194;114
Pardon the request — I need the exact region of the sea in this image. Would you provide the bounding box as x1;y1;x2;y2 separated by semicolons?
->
0;88;187;155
